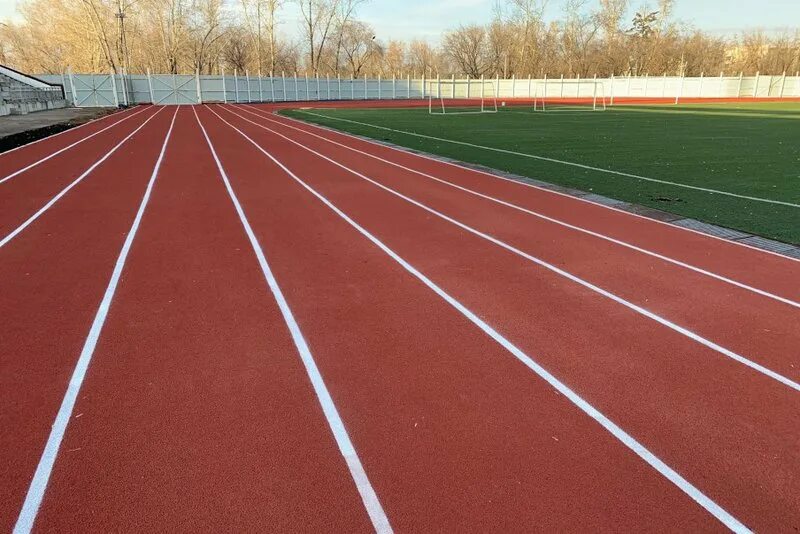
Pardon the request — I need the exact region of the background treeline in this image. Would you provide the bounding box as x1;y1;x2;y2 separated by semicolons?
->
1;0;799;77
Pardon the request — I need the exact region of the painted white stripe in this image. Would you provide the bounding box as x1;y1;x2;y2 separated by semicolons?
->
217;104;800;394
12;107;179;534
296;110;800;209
192;106;392;534
0;106;152;185
207;105;751;534
0;106;166;249
0;106;142;158
236;104;800;310
271;108;800;265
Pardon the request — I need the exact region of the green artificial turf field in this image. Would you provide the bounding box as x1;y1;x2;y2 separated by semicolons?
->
282;103;800;244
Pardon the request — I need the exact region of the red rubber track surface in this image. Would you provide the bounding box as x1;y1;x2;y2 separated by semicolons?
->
0;105;147;170
1;102;798;533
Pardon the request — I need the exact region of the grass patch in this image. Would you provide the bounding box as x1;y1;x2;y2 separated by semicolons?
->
282;102;800;244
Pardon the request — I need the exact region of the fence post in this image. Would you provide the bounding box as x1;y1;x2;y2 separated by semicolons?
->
92;73;99;106
270;72;276;102
378;74;382;99
407;74;411;98
110;70;119;107
737;72;743;97
234;69;239;102
719;71;724;96
699;72;704;97
68;67;78;105
528;74;532;99
661;73;666;98
122;68;130;105
393;75;396;99
316;74;321;100
421;73;426;98
780;71;787;97
560;74;564;98
294;72;299;101
172;73;178;105
754;71;760;97
196;68;202;104
609;73;614;105
305;72;311;100
327;74;331;100
61;71;68;102
643;73;649;96
221;67;226;103
675;74;684;104
540;73;547;105
246;70;251;102
147;68;155;104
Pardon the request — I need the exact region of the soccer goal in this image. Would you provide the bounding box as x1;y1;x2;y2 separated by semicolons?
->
532;79;607;111
426;79;498;114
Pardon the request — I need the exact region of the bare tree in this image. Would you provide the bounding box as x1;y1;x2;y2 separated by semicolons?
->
241;0;283;74
339;19;376;77
443;25;490;77
297;0;341;75
190;0;226;73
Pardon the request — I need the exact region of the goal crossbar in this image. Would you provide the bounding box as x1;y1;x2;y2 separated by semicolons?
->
426;79;499;114
532;80;607;111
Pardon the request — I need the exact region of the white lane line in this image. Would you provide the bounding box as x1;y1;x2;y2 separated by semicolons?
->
0;106;141;158
295;110;800;209
271;109;800;265
193;106;392;534
0;106;152;185
208;105;751;534
237;104;800;310
217;104;800;394
12;106;179;534
0;106;166;249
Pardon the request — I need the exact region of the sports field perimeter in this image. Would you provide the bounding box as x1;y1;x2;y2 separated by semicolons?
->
284;102;800;244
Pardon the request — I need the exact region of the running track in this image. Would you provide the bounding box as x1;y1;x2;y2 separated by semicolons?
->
1;103;799;533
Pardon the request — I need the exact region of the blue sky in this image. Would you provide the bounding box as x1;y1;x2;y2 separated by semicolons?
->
1;0;798;42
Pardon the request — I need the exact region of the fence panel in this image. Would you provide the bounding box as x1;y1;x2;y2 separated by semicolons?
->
35;72;800;107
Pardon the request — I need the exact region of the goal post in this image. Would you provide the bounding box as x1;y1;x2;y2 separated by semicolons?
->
533;79;608;111
427;78;498;114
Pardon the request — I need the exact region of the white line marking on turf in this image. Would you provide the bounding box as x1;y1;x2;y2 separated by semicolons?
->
208;105;752;534
218;104;800;394
271;109;800;265
193;105;392;534
295;110;800;209
237;104;800;310
12;106;179;534
1;106;152;185
0;106;166;249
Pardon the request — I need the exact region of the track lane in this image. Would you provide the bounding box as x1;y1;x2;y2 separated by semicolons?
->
197;105;743;531
0;106;151;185
0;105;163;239
29;107;378;532
224;105;800;383
211;104;800;531
252;105;800;301
0;108;175;533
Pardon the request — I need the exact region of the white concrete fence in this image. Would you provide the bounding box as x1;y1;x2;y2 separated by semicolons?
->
35;70;800;108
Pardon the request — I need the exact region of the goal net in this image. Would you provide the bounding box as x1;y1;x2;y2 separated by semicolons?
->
426;79;498;114
532;80;607;111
